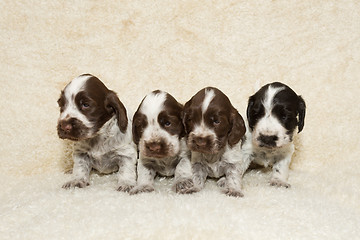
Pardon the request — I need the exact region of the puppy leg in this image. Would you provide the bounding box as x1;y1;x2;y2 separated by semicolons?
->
189;162;208;193
174;158;195;194
270;155;291;188
217;177;227;188
220;147;252;196
223;164;244;197
116;156;137;192
62;153;91;189
130;161;156;195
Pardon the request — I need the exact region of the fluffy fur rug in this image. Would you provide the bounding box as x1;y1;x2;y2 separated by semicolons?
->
1;1;359;239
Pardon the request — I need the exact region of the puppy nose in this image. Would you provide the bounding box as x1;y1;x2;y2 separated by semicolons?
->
146;142;161;152
60;122;72;132
194;137;207;147
258;134;278;147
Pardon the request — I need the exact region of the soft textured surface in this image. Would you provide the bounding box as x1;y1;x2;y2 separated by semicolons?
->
1;1;360;239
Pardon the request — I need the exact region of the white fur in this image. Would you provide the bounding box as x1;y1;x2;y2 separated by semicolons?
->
138;91;180;158
65;114;137;190
201;88;215;113
59;75;94;130
190;140;246;197
131;91;193;194
139;91;167;122
189;89;218;152
242;125;294;187
252;85;289;148
263;85;285;113
132;138;193;194
243;85;297;187
61;76;137;191
189;124;218;151
186;89;247;197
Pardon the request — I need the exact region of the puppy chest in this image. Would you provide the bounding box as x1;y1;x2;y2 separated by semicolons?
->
88;151;120;174
142;157;179;176
252;150;283;168
205;161;226;178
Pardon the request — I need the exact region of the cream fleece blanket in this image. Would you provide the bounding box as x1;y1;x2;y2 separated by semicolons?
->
1;1;359;239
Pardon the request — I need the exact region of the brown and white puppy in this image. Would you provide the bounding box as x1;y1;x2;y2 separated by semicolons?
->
242;82;306;188
130;90;194;194
57;74;137;191
182;87;247;197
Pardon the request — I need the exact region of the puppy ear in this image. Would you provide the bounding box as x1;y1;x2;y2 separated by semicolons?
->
105;91;128;133
297;95;306;133
228;109;246;147
246;95;255;131
182;100;192;134
178;104;186;139
132;111;144;145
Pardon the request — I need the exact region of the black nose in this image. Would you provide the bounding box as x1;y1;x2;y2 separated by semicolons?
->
258;134;278;147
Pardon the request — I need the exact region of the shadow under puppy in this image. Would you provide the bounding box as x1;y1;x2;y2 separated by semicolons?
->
182;87;247;197
242;82;306;188
130;90;194;194
57;74;137;191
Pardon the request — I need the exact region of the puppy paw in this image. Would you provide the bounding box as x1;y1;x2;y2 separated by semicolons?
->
116;183;135;193
129;185;155;195
180;185;201;194
175;178;197;194
217;177;227;188
223;188;244;198
62;179;90;189
270;178;291;188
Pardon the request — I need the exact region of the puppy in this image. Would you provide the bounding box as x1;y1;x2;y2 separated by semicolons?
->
130;90;194;194
242;82;306;188
182;87;247;197
57;74;137;191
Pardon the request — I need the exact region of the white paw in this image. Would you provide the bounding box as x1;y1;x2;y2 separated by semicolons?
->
217;177;227;188
129;185;155;195
116;183;135;192
175;178;196;194
222;187;244;198
62;179;90;189
270;178;291;188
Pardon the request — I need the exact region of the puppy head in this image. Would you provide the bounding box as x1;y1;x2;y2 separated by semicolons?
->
57;74;127;141
183;87;245;154
132;90;184;159
247;82;306;148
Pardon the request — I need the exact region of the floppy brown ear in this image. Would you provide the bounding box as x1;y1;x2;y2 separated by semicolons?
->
182;100;192;134
105;91;128;133
177;104;186;139
228;108;246;147
132;111;144;145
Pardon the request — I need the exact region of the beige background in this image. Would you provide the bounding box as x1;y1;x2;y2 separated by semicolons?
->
1;1;359;239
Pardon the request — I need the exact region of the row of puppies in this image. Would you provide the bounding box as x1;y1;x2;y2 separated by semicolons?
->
57;74;306;197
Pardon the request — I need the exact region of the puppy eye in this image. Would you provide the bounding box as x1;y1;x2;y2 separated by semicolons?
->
81;102;90;110
210;116;221;125
164;121;171;127
213;119;220;125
